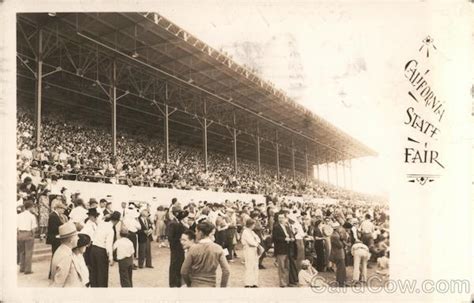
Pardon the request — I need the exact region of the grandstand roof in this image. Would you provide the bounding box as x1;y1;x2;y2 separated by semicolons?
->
17;12;377;173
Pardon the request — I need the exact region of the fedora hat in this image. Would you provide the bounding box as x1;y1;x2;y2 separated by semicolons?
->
56;221;78;239
86;208;100;217
176;210;189;221
106;211;121;222
74;233;91;249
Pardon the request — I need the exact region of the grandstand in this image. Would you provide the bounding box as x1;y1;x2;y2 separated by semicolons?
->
16;12;376;193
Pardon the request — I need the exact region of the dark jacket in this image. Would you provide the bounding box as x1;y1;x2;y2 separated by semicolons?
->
137;216;153;243
272;223;296;256
330;228;346;262
167;220;186;253
46;211;62;246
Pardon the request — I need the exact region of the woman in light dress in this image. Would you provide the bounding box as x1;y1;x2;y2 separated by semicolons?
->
240;218;261;288
38;193;50;241
154;206;167;247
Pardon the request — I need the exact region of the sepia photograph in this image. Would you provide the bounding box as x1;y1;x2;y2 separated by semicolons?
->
1;0;472;302
15;10;389;289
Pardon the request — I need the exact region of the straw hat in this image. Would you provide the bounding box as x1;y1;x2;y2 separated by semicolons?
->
56;221;78;239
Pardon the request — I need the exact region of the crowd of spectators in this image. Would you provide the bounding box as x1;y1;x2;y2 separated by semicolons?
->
16;106;385;203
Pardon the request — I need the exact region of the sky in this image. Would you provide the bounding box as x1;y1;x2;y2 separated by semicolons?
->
146;1;463;195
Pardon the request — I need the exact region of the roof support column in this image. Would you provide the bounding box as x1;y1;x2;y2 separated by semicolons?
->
202;100;208;172
343;159;347;189
232;112;237;174
349;159;353;190
316;163;320;180
34;29;43;148
335;160;339;187
275;130;280;180
256;123;261;177
111;59;117;156
304;147;309;181
164;83;170;163
326;161;330;184
291;139;296;180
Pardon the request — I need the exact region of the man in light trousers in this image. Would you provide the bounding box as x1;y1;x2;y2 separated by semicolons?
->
351;240;370;283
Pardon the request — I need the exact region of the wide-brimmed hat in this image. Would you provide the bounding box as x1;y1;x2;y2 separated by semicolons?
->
176;210;189;221
106;211;121;222
56;221;78;239
74;233;91;249
86;208;100;217
342;222;353;229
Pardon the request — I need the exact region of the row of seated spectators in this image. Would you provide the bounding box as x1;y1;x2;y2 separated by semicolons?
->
16;105;384;203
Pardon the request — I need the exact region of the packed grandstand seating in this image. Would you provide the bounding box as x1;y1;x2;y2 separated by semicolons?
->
16;105;385;203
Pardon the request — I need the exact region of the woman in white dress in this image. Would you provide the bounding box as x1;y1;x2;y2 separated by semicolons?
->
241;218;261;288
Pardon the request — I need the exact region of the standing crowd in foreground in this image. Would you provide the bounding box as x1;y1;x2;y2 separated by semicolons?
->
18;191;389;288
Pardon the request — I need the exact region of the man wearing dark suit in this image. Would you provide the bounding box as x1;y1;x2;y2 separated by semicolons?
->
137;208;153;268
167;210;188;287
46;201;67;278
46;202;67;254
272;212;296;287
330;224;347;287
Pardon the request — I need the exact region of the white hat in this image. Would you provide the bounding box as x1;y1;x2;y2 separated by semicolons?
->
56;221;78;239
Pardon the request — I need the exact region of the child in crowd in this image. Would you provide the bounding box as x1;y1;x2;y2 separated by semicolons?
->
113;227;135;287
298;259;327;288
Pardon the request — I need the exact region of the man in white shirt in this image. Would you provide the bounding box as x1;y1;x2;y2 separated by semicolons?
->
96;199;108;221
20;144;33;162
80;208;100;271
89;211;121;287
68;199;88;230
58;148;68;164
122;205;141;264
113;227;135;287
359;214;375;247
17;201;37;274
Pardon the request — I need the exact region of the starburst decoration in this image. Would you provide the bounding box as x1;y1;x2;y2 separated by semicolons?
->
419;36;437;58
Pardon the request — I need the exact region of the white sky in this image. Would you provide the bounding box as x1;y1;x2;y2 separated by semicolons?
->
154;1;440;195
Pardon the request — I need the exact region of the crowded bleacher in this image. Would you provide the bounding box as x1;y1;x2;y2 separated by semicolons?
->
16;105;383;202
